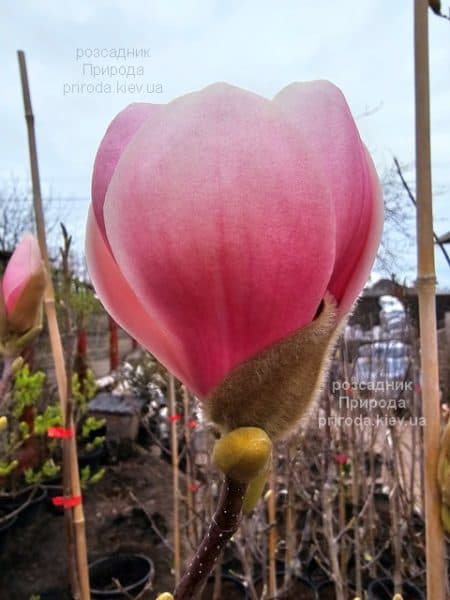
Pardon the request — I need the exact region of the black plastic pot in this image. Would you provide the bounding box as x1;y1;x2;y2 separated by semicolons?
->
368;578;425;600
0;486;47;525
305;558;329;587
200;574;249;599
316;580;336;599
89;553;154;599
253;570;317;599
221;556;244;576
252;558;287;580
373;492;391;520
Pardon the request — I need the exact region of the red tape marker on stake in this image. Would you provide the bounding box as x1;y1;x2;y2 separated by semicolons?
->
169;414;181;422
52;495;82;508
47;427;75;439
188;420;198;428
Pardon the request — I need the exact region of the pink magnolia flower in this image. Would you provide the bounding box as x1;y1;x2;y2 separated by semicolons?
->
0;234;46;341
86;82;383;401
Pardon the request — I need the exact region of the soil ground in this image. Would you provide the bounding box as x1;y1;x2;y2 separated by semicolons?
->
0;446;180;600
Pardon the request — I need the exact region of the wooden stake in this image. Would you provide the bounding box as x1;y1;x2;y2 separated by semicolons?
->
108;316;119;371
267;462;277;599
17;50;91;600
413;4;446;598
182;386;196;550
283;444;294;590
168;373;181;585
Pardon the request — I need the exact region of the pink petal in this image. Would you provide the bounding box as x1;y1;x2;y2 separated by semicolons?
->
92;103;162;242
337;146;384;316
274;81;382;315
2;234;43;315
85;207;186;383
102;83;335;397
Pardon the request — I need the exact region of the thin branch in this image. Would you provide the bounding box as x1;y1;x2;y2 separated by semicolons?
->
128;489;174;555
393;156;450;270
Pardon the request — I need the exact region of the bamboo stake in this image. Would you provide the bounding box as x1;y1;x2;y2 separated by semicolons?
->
413;4;446;599
17;50;91;600
108;316;119;371
267;462;277;599
182;386;196;550
168;373;181;585
283;443;294;590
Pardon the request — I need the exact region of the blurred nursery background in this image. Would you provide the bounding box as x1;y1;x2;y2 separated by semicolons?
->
1;2;450;599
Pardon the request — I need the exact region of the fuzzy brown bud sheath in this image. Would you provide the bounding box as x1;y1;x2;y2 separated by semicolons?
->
206;293;343;440
174;476;247;599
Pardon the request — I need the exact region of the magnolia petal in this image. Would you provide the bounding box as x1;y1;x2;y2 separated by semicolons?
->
2;234;44;317
274;81;381;312
92;102;162;241
0;284;6;339
337;147;383;316
103;83;335;396
85;207;186;385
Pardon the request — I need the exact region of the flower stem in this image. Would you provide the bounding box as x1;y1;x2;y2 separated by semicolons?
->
174;475;247;599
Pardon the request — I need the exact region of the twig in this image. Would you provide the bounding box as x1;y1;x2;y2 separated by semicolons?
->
112;575;155;600
112;578;135;600
128;489;174;554
393;156;450;270
267;466;277;598
350;419;362;599
322;481;345;600
233;532;259;600
429;1;450;20
168;373;181;585
0;486;38;524
0;355;15;408
182;386;197;550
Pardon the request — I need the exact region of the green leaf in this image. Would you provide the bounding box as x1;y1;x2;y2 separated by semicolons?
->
0;460;18;477
12;364;45;419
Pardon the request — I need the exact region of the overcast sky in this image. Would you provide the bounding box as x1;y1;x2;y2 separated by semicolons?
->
1;1;450;288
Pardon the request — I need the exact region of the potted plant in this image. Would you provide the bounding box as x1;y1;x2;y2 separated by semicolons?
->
0;364;64;532
367;578;425;600
88;552;155;599
72;369;106;469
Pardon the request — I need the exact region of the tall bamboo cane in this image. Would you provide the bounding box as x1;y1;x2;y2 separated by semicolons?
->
17;50;91;600
267;463;277;598
182;386;196;549
413;4;446;598
168;373;181;585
